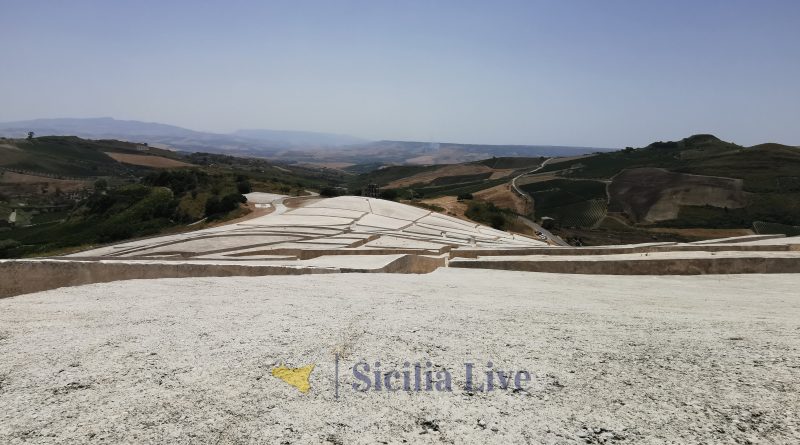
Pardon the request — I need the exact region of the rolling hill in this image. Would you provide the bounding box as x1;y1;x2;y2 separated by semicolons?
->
354;135;800;244
4;131;799;249
0;118;366;156
282;140;611;166
0;136;347;258
0;118;612;165
0;135;189;178
520;136;800;242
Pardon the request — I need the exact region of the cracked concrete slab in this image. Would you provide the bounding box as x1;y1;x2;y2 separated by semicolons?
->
6;197;800;299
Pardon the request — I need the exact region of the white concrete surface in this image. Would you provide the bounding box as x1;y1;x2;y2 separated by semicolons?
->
242;215;355;227
288;207;367;219
365;235;446;250
6;197;800;443
354;213;411;230
1;269;798;444
305;196;372;212
368;199;430;220
459;250;800;263
243;192;288;204
58;197;800;279
68;197;543;263
132;235;302;255
727;235;800;246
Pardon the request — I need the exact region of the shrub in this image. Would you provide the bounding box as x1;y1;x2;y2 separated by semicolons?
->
457;193;473;201
143;170;207;195
97;223;135;243
236;180;252;194
319;187;340;197
0;239;20;258
205;193;246;218
379;189;399;201
205;196;221;215
465;201;513;230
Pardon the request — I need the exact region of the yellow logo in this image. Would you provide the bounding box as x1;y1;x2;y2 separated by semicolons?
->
271;364;315;393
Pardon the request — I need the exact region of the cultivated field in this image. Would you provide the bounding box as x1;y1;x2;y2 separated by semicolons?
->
608;168;746;223
104;152;194;169
386;164;506;189
473;183;529;215
0;171;90;195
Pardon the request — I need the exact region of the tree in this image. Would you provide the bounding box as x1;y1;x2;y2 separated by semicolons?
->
379;189;398;201
204;195;221;215
94;179;108;192
27;131;34;140
489;214;506;230
236;180;252;194
457;193;473;201
205;193;246;218
319;187;340;197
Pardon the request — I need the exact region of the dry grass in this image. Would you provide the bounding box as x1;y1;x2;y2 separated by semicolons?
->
488;169;516;179
0;171;90;193
296;162;355;170
473;183;529;214
104;152;193;168
647;227;755;238
515;172;560;186
418;196;469;219
609;168;745;223
546;153;598;165
284;196;325;209
386;164;495;188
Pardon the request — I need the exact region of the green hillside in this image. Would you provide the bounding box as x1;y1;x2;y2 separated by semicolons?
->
474;156;545;169
0;136;345;258
527;134;800;243
538;134;800;191
347;164;438;189
0;136;179;177
520;179;608;227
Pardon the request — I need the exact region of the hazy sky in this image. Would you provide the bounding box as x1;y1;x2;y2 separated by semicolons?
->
1;0;798;148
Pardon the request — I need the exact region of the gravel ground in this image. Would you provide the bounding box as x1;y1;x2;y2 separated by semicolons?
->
1;270;799;444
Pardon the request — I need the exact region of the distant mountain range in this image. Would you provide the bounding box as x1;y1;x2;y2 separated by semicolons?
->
343;134;800;244
0;117;361;154
279;140;610;165
0;117;613;164
231;128;366;147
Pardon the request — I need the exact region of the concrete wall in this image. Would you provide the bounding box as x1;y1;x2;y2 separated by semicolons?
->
375;254;447;274
228;247;448;260
450;243;798;259
450;256;800;275
0;260;338;299
0;254;449;299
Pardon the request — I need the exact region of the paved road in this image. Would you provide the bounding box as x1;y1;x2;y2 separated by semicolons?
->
517;214;569;246
272;196;288;215
510;157;554;198
508;158;569;246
